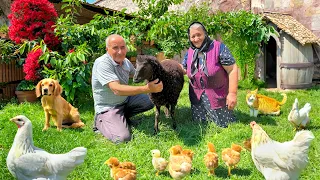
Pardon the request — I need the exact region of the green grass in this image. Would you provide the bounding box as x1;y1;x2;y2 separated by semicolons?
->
1;78;320;180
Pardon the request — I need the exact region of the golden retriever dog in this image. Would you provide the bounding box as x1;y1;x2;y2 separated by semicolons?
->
36;78;85;131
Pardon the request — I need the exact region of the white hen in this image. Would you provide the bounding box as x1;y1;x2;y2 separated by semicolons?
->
6;115;87;180
288;98;311;130
250;121;314;180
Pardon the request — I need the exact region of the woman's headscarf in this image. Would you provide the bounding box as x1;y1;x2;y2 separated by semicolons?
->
188;22;212;77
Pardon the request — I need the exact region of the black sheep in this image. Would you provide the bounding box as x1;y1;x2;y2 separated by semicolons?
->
133;55;184;134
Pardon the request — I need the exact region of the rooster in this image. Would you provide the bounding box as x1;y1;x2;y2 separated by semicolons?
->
6;115;87;180
288;98;311;130
250;121;314;180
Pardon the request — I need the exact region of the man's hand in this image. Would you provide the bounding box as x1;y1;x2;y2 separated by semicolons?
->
226;92;237;110
147;78;163;93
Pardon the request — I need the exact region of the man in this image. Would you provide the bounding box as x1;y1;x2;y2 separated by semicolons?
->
92;34;163;143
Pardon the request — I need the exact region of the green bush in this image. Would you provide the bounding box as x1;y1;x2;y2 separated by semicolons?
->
16;80;36;91
126;51;138;58
238;79;266;90
0;24;8;34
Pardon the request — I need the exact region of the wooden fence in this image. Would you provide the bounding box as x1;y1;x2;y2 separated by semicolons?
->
0;60;24;100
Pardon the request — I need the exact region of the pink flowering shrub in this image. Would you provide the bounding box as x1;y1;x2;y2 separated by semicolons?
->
8;0;60;49
23;49;42;81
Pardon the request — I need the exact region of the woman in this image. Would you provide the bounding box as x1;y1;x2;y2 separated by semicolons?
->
182;22;238;127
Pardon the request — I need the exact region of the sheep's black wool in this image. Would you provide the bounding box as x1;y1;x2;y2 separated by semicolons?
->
133;55;184;134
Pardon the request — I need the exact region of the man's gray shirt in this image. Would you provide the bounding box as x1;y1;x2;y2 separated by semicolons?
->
92;53;135;114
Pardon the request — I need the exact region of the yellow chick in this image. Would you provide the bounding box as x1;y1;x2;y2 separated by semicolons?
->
168;145;193;180
204;142;219;176
151;149;169;176
104;157;137;180
221;143;242;176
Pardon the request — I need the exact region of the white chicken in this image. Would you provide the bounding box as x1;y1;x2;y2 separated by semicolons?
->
6;115;87;180
250;121;314;180
288;98;311;130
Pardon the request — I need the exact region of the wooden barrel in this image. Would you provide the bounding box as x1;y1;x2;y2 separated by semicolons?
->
280;34;314;89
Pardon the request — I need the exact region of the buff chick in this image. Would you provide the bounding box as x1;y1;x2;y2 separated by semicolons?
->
104;157;137;180
151;149;168;176
120;162;136;170
168;145;193;180
243;138;252;151
181;149;194;163
221;143;242;176
204;142;219;176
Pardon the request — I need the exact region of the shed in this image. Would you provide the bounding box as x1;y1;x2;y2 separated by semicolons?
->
256;12;320;89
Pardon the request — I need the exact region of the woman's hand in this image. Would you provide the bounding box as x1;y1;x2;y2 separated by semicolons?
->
226;92;237;110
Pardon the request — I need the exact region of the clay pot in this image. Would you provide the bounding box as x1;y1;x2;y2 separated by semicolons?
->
15;90;37;103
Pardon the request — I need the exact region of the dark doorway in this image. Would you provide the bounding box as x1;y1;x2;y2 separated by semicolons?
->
265;37;277;88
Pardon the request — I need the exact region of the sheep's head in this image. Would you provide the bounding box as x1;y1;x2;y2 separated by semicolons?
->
133;55;157;83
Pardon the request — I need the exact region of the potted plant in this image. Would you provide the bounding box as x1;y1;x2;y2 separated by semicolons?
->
15;80;37;103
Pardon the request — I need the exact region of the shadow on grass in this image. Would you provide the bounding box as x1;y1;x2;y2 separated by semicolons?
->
190;167;201;176
306;124;320;131
175;106;209;146
306;85;320;91
131;106;209;146
46;125;85;132
215;166;252;178
151;167;202;179
235;110;278;126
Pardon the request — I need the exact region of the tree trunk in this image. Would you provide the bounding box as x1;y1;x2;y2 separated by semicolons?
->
0;0;12;24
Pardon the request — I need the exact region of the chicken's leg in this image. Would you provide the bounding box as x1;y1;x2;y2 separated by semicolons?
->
228;166;232;176
208;169;215;176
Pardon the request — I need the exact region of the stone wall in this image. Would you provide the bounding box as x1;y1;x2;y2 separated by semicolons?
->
262;0;320;38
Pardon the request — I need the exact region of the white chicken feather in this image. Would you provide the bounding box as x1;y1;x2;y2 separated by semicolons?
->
250;121;314;180
6;115;87;180
288;98;311;130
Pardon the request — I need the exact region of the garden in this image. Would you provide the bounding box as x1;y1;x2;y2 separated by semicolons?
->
0;0;319;179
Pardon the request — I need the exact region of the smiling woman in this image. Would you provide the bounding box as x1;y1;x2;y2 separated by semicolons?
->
181;22;239;128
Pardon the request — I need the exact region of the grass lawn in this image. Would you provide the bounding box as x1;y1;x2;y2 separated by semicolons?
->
0;77;319;179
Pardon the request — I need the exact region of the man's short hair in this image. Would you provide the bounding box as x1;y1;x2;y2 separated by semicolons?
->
105;34;126;48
